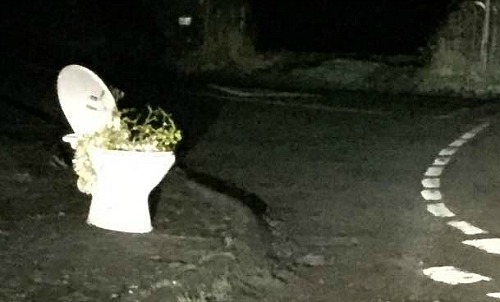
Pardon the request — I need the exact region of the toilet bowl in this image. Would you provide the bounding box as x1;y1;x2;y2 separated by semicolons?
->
62;135;175;233
86;148;175;233
57;65;176;233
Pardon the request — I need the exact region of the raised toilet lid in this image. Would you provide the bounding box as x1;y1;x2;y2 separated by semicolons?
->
57;65;117;135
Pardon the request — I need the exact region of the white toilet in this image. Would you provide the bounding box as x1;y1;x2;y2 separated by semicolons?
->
57;64;176;233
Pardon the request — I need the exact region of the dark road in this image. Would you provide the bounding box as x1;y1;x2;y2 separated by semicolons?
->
182;88;500;301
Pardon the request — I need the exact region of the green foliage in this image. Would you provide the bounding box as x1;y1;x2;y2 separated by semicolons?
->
419;0;500;96
72;88;182;194
121;106;182;152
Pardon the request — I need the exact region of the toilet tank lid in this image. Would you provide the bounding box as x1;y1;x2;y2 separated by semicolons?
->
57;64;117;135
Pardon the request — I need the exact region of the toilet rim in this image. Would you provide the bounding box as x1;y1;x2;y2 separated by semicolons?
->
88;146;176;156
63;134;177;158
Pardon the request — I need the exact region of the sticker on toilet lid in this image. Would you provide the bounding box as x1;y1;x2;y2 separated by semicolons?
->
57;64;117;135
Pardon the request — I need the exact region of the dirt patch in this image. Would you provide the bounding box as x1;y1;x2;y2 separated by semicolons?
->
0;135;286;302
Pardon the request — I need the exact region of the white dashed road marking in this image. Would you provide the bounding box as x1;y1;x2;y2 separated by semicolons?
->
449;139;468;147
461;132;477;140
424;166;444;177
463;238;500;255
438;147;458;156
433;157;451;166
419;122;495;294
447;221;488;235
422;266;491;285
421;189;442;201
422;178;440;188
426;203;455;217
487;292;500;299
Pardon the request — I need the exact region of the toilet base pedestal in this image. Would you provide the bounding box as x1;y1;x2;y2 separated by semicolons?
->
86;189;153;233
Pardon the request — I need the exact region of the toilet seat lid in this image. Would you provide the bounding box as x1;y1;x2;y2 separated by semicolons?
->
57;64;117;135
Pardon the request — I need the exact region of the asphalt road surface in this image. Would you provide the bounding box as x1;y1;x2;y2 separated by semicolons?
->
181;89;500;302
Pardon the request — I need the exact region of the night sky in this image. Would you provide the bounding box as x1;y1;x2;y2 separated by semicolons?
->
2;0;456;65
253;0;454;54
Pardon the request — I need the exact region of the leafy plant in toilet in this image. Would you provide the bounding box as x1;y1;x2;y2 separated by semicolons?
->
72;89;182;194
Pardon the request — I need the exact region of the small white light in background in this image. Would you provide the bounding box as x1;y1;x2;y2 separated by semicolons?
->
178;16;192;26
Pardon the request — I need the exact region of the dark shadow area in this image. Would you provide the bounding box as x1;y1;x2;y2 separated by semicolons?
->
252;0;454;55
1;25;225;165
97;67;227;162
148;184;162;220
177;163;268;219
